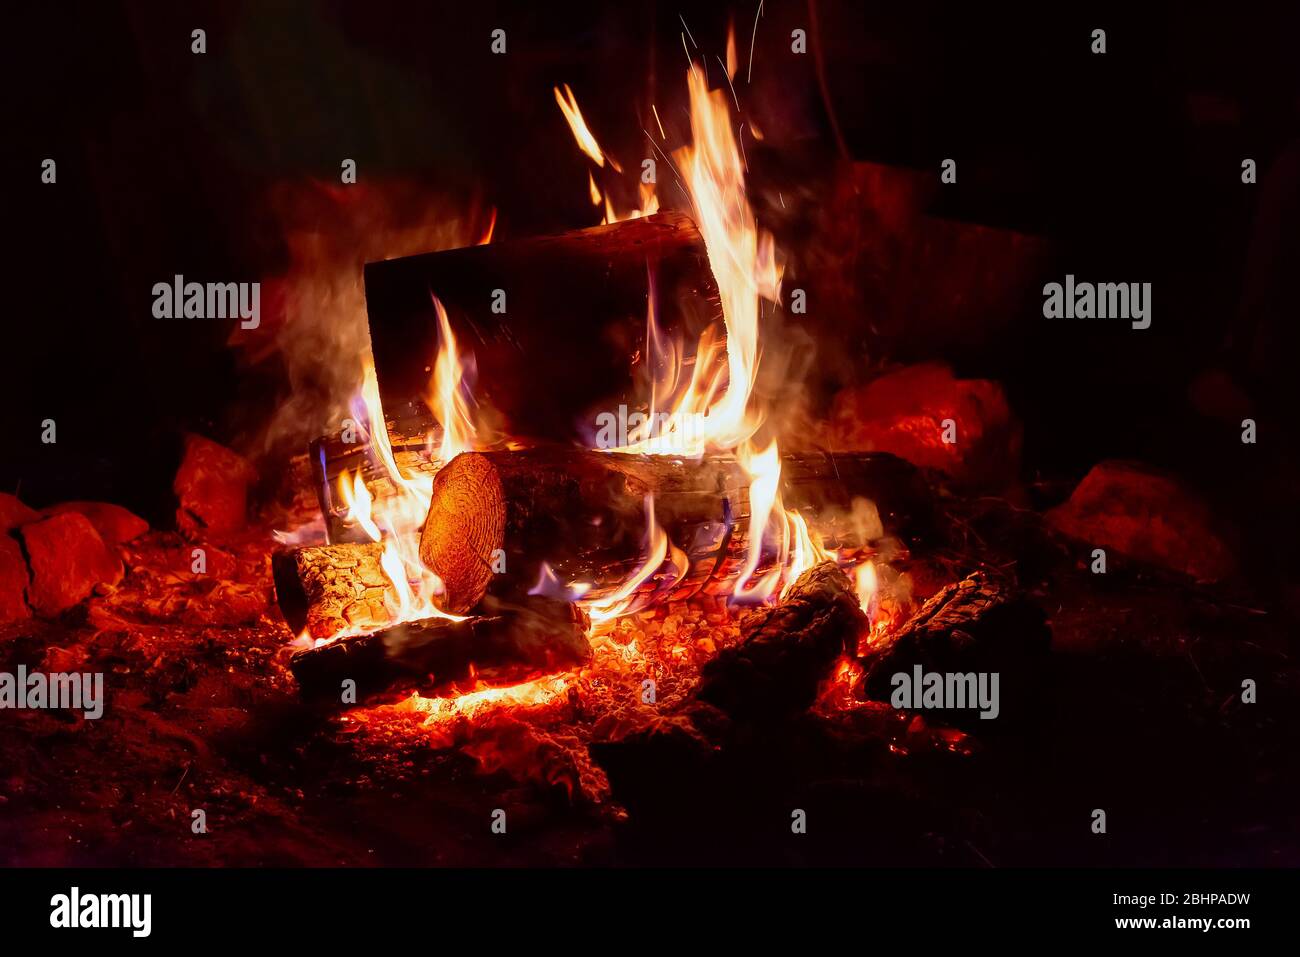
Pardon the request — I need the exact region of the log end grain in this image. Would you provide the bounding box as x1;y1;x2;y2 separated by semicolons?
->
418;452;507;615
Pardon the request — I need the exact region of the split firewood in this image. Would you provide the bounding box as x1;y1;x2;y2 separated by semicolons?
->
419;447;932;615
288;597;589;703
272;542;394;641
858;572;1050;725
696;562;867;719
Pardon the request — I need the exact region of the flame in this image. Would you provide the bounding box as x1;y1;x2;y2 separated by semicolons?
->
732;441;783;600
676;65;780;448
554;84;615;169
581;495;681;624
556;84;657;224
786;508;836;594
477;208;497;245
337;469;381;542
323;361;468;637
329;51;877;645
595;62;776;460
855;560;879;620
557;56;845;610
276;38;943;766
429;295;477;463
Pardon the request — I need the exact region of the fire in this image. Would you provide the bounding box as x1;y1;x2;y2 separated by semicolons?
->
554;84;614;169
855;561;879;620
430;295;477;463
555;84;657;224
733;441;784;601
323;287;492;634
580;495;686;624
337;469;381;542
548;55;863;610
326;361;470;636
331;43;877;653
676;65;779;450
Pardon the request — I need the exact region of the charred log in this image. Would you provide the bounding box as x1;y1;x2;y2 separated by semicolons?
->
696;562;867;719
419;447;932;615
289;597;589;703
858;572;1051;725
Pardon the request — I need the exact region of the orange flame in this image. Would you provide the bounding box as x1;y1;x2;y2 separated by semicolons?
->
554;84;617;170
556;83;658;224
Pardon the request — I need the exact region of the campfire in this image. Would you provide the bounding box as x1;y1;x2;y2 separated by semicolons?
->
5;6;1294;875
266;62;987;773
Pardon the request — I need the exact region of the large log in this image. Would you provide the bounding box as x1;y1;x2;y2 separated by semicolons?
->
363;211;720;442
289;598;589;703
420;447;932;615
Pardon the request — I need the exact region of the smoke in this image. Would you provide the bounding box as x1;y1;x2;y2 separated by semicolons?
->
232;178;492;465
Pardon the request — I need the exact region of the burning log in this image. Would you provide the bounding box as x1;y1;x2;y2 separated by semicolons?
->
288;598;589;703
363;211;720;442
857;572;1051;725
696;562;867;719
272;542;394;641
419;447;932;615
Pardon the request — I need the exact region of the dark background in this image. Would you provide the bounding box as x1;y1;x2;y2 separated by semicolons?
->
6;1;1298;532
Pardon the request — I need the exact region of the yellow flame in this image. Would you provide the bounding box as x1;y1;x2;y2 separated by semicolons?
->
429;296;476;463
855;561;879;620
337;469;381;542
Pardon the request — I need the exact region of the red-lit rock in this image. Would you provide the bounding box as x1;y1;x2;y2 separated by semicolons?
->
1046;460;1236;583
20;513;124;616
174;435;255;537
0;493;39;533
41;501;148;545
826;362;1021;487
0;536;31;623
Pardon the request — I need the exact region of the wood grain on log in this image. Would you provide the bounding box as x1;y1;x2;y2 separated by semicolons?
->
420;447;931;615
272;542;394;641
